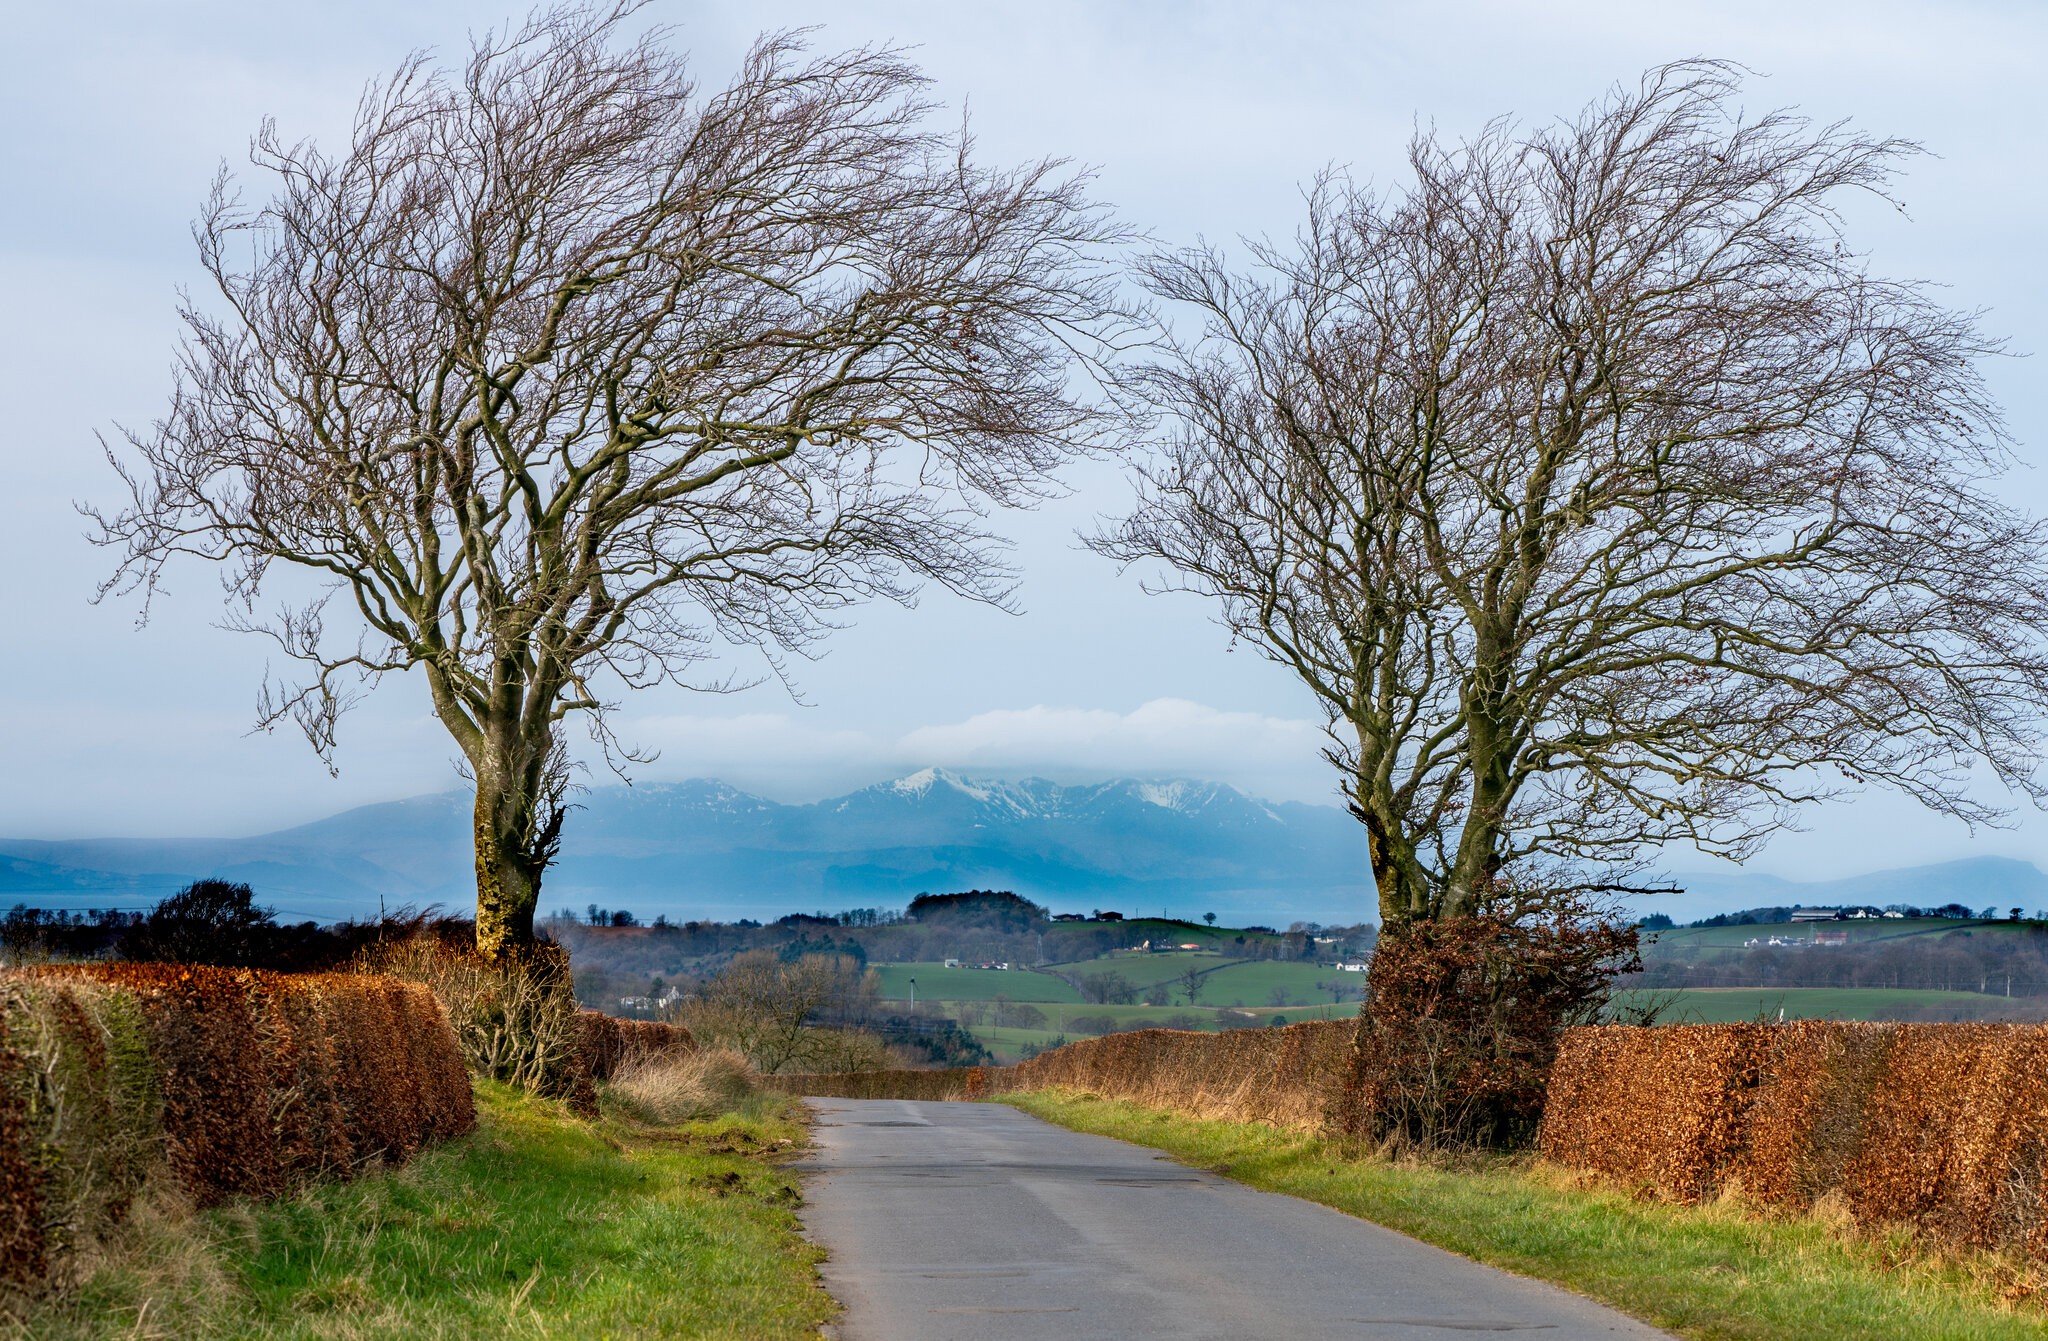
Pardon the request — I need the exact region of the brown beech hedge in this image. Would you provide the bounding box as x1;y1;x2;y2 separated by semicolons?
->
1540;1023;2048;1257
772;1021;1356;1131
0;965;474;1289
575;1009;696;1081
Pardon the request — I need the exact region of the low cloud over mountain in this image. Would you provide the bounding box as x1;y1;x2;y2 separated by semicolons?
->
6;769;2043;929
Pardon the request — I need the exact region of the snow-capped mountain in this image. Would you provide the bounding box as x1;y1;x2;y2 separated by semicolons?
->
0;769;1371;925
6;768;2047;928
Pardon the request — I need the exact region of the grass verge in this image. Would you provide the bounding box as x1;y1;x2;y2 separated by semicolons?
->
10;1081;835;1340
1002;1088;2046;1341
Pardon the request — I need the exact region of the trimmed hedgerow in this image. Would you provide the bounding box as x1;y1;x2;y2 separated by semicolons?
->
770;1022;1356;1128
575;1010;696;1082
1539;1022;2048;1258
0;964;474;1292
0;1007;48;1289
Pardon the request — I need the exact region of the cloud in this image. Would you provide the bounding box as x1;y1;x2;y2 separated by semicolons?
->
618;698;1338;805
897;699;1333;801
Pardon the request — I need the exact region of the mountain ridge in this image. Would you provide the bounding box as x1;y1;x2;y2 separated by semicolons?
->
3;770;2043;928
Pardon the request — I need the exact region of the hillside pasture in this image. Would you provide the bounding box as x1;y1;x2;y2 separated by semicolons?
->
1645;917;2036;952
1035;953;1348;1006
966;1003;1355;1064
870;963;1080;1002
1615;986;2045;1023
1192;960;1356;1006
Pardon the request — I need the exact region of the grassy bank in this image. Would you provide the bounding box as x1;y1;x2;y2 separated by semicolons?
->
1003;1089;2046;1341
11;1081;834;1340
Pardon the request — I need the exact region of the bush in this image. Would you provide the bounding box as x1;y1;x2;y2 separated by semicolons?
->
1341;900;1638;1151
117;880;275;966
358;935;581;1097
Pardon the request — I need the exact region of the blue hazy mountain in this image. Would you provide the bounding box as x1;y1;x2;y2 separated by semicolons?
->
0;770;1371;925
4;769;2044;928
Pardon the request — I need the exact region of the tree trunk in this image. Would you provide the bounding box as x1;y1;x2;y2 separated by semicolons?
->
470;741;562;963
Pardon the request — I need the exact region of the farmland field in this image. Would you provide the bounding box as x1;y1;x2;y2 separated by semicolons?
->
1615;985;2041;1023
870;962;1081;1002
964;1003;1355;1063
1644;916;2037;951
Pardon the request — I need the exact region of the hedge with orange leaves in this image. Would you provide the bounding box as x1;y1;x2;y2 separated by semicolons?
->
0;964;473;1290
1540;1023;2048;1257
771;1022;1355;1131
575;1010;696;1081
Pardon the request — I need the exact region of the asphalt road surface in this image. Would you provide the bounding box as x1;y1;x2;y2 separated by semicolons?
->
798;1098;1670;1340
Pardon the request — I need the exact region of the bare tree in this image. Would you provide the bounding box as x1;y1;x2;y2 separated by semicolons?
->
681;950;880;1075
1099;62;2048;927
90;5;1130;958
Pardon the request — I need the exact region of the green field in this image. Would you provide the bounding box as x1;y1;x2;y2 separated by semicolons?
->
1645;916;2038;951
1193;960;1358;1007
966;1003;1356;1064
871;963;1081;1002
1033;953;1352;1006
1041;949;1222;992
1619;986;2037;1023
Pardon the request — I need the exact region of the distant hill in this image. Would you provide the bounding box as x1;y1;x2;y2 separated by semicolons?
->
0;770;1372;925
5;772;2043;929
1633;856;2048;926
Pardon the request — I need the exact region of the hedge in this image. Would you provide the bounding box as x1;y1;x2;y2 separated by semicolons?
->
1540;1023;2048;1257
575;1010;696;1081
0;965;474;1290
770;1021;1354;1130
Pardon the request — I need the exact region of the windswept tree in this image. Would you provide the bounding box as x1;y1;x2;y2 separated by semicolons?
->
91;5;1130;958
1100;62;2048;928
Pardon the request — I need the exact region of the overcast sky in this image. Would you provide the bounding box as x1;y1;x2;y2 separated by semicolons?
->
2;1;2044;883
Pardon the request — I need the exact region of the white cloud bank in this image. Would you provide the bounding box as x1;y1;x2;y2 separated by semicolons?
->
620;698;1339;806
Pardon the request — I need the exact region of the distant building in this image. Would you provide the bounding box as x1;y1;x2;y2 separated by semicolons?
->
1811;929;1849;946
1789;908;1840;923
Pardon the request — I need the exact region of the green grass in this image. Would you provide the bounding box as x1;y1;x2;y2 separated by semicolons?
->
1034;952;1350;1006
15;1082;834;1340
1002;1089;2048;1341
968;1004;1355;1064
1193;959;1355;1006
1618;986;2037;1023
1646;917;2039;951
871;962;1081;1002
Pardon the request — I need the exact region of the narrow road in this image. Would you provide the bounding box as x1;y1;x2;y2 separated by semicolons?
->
798;1098;1669;1340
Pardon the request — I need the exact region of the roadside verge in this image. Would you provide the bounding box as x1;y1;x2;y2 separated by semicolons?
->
1002;1088;2048;1341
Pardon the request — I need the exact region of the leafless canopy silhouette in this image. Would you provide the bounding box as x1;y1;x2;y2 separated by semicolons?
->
91;4;1133;957
1099;62;2048;926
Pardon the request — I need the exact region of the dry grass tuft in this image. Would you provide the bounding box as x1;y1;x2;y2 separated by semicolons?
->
605;1050;759;1125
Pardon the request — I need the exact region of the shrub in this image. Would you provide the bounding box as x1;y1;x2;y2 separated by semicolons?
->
358;935;581;1096
117;879;275;966
1341;900;1638;1150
